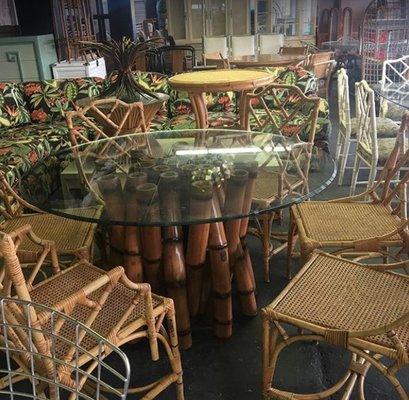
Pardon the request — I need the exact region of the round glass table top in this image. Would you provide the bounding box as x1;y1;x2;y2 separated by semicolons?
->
20;129;336;227
375;81;409;111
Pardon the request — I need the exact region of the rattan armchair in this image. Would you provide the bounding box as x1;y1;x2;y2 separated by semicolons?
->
243;84;320;281
0;171;99;263
262;251;409;399
0;225;184;399
288;113;409;274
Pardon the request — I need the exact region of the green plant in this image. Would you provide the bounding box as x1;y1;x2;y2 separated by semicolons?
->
81;37;159;102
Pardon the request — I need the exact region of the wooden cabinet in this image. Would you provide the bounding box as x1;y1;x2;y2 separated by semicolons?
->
0;34;57;82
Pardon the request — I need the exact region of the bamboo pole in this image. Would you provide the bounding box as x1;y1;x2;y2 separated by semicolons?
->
123;171;147;282
135;183;162;293
185;180;213;317
97;174;125;267
224;169;257;316
158;171;192;349
208;192;232;339
238;162;258;290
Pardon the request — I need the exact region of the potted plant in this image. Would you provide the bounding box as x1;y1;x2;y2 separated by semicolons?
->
81;37;168;130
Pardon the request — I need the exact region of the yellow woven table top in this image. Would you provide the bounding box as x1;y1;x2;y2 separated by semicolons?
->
169;69;273;91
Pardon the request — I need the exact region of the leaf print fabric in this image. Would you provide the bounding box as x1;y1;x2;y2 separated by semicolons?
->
0;82;31;128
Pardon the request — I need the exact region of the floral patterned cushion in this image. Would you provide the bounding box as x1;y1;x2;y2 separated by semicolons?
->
265;66;318;95
248;97;330;146
22;77;105;123
0;82;31;128
167;111;238;131
0;119;98;188
169;89;236;117
350;117;400;138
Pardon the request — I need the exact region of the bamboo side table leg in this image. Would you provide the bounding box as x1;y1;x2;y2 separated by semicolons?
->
208;193;232;339
159;171;192;349
189;92;209;129
97;175;125;267
185;181;213;317
224;169;257;316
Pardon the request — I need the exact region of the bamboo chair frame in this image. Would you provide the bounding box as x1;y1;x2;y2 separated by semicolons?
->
335;68;355;186
350;80;381;196
380;55;409;121
66;98;147;160
262;251;409;400
0;171;99;263
288;112;409;275
0;226;184;399
243;84;320;282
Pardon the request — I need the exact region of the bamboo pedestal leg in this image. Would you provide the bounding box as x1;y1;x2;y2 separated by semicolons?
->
224;169;257;316
135;183;162;293
238;162;258;288
189;92;208;129
123;172;147;282
185;181;213;317
97;175;125;267
208;194;232;339
159;171;192;349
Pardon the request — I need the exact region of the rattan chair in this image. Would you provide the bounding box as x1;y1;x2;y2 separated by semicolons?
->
0;297;131;400
0;225;184;399
66;98;147;159
350;80;401;195
336;69;400;186
262;251;409;399
0;171;99;263
288;113;409;273
243;84;320;281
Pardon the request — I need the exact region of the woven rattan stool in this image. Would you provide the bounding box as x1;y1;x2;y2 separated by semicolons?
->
262;251;409;399
0;225;184;399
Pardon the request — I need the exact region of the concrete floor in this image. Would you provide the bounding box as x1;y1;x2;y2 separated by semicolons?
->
2;78;408;399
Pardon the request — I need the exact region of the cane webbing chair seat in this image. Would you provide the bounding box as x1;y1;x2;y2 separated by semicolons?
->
350;117;400;138
270;253;409;350
293;201;402;243
253;169;302;206
262;252;409;399
1;209;99;255
31;262;165;357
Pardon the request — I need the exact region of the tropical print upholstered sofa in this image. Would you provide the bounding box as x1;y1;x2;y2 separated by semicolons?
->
0;66;330;191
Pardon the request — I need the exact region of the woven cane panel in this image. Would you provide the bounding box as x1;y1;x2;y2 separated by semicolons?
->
2;210;98;252
49;284;163;357
253;169;300;201
296;202;401;242
272;254;409;350
30;263;103;306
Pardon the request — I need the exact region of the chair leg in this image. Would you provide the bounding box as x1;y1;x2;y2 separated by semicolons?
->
261;213;272;283
287;212;297;279
338;138;351;186
335;131;343;162
166;303;185;400
261;311;279;395
366;161;377;194
349;153;361;196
